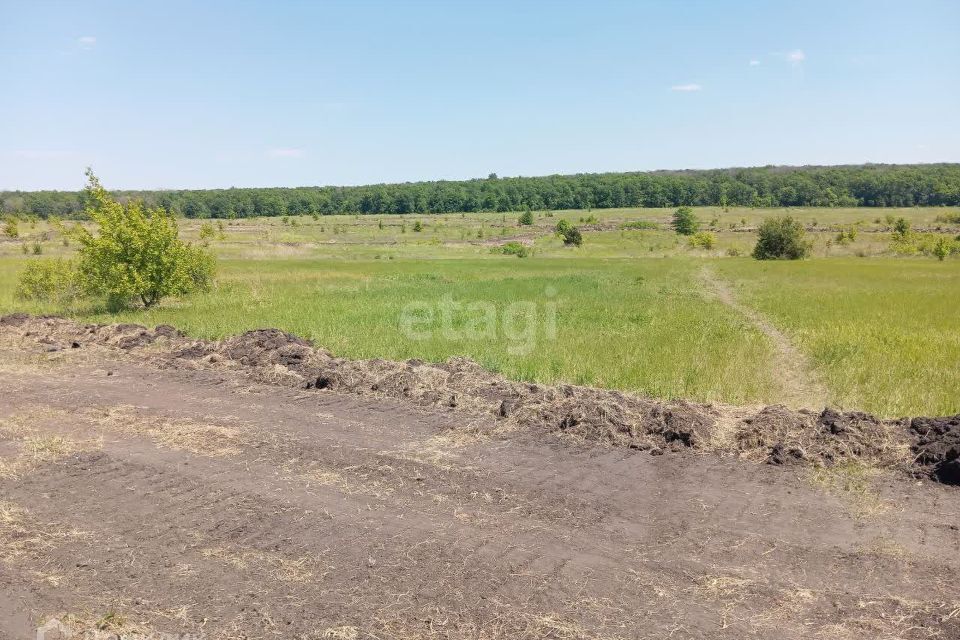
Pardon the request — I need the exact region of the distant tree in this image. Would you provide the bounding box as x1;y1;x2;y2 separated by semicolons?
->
752;216;810;260
672;206;699;235
412;220;423;232
518;209;535;226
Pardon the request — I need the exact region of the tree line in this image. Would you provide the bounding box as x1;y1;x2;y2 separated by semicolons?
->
4;163;959;220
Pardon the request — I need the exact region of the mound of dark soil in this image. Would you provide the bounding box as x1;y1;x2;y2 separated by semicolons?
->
910;415;960;484
737;405;911;469
2;313;958;486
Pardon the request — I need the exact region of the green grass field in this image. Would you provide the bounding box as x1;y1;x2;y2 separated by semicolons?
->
1;206;958;416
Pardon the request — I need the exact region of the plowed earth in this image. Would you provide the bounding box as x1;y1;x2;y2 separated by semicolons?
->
1;314;958;639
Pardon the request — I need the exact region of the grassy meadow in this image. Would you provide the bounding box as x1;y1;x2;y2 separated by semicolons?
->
1;206;958;416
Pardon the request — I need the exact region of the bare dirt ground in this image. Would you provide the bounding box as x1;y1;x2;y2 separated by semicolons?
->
1;315;959;639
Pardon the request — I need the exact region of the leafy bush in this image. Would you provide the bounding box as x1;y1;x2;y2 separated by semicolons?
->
688;231;716;249
671;206;699;236
752;216;810;260
561;226;583;246
66;169;216;308
555;219;572;235
518;210;535;226
494;241;530;257
15;259;80;303
3;217;18;239
934;212;960;224
412;220;424;232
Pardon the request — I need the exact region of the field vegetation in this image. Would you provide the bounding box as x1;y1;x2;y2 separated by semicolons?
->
2;202;958;416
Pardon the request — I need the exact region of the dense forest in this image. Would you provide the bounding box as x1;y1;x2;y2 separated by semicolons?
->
3;164;959;219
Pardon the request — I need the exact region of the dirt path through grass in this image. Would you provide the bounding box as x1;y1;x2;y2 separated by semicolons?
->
699;266;829;409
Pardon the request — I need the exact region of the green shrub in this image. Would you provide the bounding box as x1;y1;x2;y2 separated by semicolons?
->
893;217;911;238
671;206;699;236
68;169;216;308
518;210;535;226
688;231;716;249
494;241;530;257
932;237;955;261
561;226;583;246
15;259;80;303
752;216;810;260
934;212;960;224
199;221;217;243
3;217;18;239
413;220;424;232
555;219;572;235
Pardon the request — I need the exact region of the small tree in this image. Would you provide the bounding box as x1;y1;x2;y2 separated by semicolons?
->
932;237;951;261
412;220;424;232
752;216;810;260
893;217;910;239
71;169;215;308
671;206;698;236
554;219;572;236
518;209;535;226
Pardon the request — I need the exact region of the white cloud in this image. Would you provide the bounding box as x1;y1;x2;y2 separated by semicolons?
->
77;36;96;50
786;49;805;64
749;59;761;66
267;147;306;158
670;83;702;92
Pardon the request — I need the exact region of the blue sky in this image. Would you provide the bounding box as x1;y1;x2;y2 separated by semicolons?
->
2;0;958;190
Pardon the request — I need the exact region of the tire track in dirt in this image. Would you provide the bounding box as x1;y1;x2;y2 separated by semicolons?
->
699;266;829;409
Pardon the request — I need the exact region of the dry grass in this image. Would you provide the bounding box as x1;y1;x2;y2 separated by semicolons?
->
201;545;320;583
809;461;891;518
0;500;88;562
0;407;99;478
88;405;250;457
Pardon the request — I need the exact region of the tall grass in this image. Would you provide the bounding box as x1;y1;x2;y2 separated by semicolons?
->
2;207;958;414
714;258;960;416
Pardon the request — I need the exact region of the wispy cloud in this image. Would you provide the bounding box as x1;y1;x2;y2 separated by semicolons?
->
267;147;306;158
749;59;761;66
670;83;702;92
786;49;805;64
77;36;96;50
